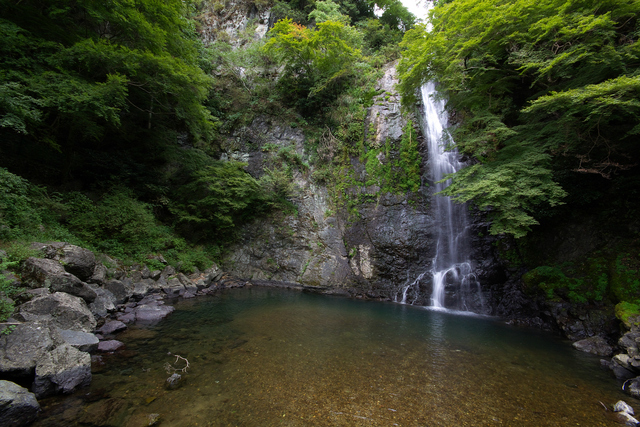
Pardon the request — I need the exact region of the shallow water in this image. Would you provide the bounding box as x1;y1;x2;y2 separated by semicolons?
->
36;287;629;426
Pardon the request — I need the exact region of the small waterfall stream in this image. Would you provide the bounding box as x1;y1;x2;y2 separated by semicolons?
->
401;82;485;312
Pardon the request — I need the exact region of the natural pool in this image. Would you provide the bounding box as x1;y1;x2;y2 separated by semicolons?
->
35;287;629;426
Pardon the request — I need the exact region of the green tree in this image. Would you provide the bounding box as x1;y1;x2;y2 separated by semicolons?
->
0;0;215;155
263;17;363;115
398;0;640;237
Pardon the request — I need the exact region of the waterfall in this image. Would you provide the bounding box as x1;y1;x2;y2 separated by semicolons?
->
419;82;485;312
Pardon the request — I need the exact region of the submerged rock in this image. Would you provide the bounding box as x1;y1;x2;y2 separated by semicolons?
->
98;320;127;335
0;380;40;427
165;373;183;390
97;340;125;353
134;303;175;323
572;336;614;356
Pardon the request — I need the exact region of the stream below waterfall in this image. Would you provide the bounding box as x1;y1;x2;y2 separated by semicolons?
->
34;287;628;426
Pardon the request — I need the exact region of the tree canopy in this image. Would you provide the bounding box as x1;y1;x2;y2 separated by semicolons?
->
0;0;216;152
398;0;640;237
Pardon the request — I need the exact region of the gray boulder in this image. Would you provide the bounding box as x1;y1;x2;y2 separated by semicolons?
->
58;329;99;352
132;278;161;299
624;377;640;399
88;263;108;285
32;343;91;397
572;335;614;357
20;257;96;302
49;273;97;303
16;292;97;333
0;320;63;377
134;304;175;323
88;287;117;318
20;257;65;288
162;277;184;297
0;380;40;427
58;245;96;281
98;320;127;335
103;280;133;304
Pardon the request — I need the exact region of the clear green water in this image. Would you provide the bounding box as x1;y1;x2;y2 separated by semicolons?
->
36;287;629;426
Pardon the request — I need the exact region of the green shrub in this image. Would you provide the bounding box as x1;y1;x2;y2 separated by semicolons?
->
0;168;44;240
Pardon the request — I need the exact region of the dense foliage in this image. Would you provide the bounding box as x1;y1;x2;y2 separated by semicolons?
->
0;0;417;279
398;0;640;238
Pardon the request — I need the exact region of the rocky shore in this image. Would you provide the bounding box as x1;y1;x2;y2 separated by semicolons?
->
0;242;224;426
2;241;640;426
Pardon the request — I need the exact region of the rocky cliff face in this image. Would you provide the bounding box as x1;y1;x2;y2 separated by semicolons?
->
220;64;436;299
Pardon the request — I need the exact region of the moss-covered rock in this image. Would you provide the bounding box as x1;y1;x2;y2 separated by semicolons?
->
615;302;640;329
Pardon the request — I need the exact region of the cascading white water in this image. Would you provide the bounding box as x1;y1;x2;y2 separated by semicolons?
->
420;82;484;312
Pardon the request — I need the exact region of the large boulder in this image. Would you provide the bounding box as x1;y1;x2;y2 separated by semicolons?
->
88;287;117;318
0;320;63;378
103;280;133;304
32;343;91;398
0;380;40;427
20;257;65;288
16;292;97;333
58;245;96;281
20;257;97;302
49;273;97;303
132;278;161;299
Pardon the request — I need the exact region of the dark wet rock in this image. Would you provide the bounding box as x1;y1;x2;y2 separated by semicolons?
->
165;373;183;390
572;336;614;356
182;291;196;299
59;329;99;352
49;273;97;303
116;312;136;324
612;355;637;380
58;245;97;281
620;331;640;357
98;340;125;353
88;263;108;285
0;380;40;427
623;377;640;399
78;397;127;426
134;304;175;323
103;280;132;304
32;343;91;398
99;320;127;335
16;292;97;333
21;257;97;302
90;355;106;373
0;320;63;378
88;287;117;318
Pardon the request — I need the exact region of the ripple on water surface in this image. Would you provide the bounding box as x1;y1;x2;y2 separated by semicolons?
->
35;287;628;426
